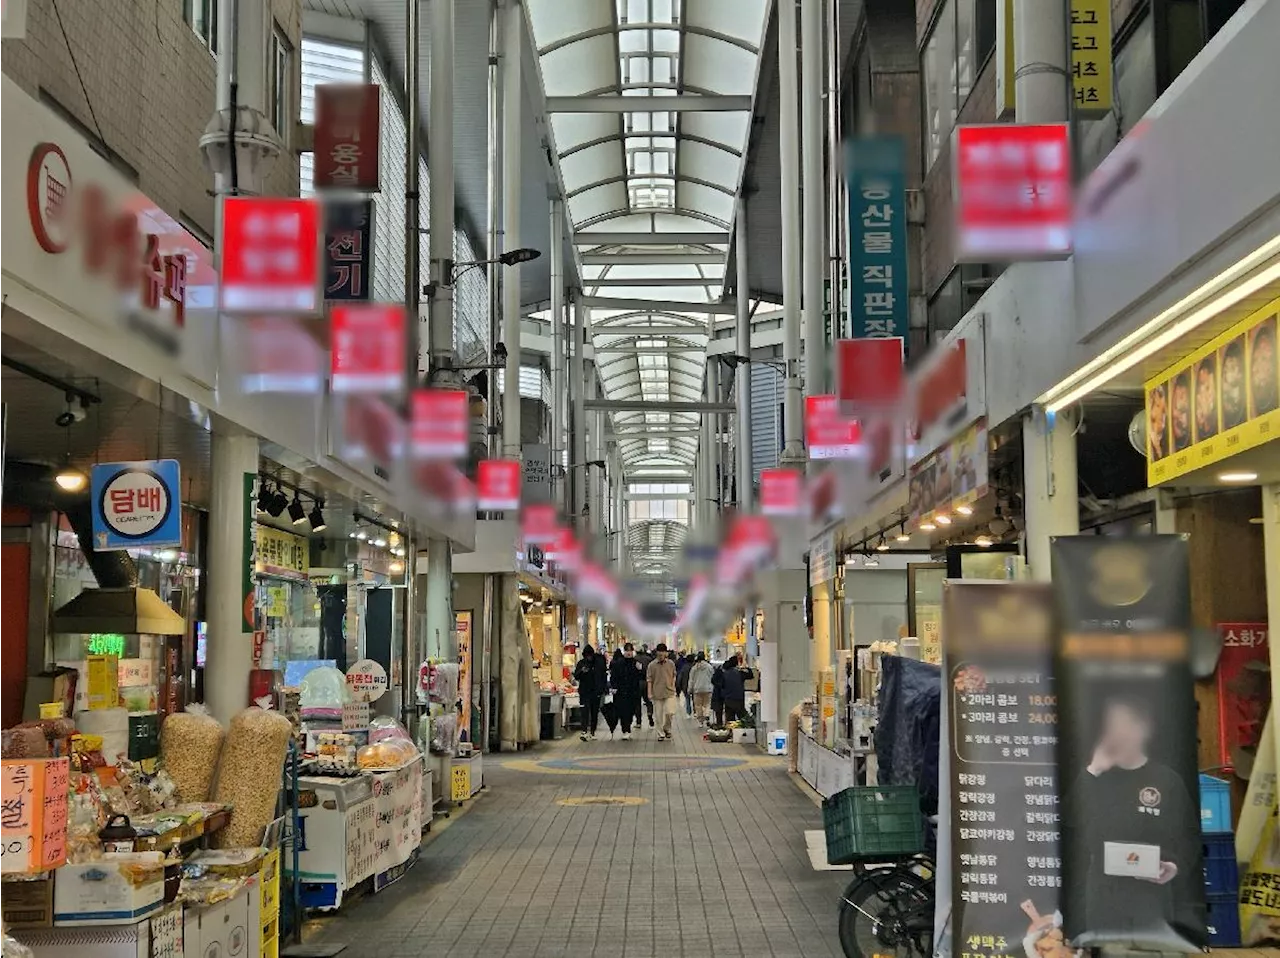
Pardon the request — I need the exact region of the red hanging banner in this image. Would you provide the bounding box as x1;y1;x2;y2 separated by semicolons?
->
312;84;382;192
410;388;470;461
520;503;559;544
220;197;322;314
330;302;406;394
759;467;804;517
476;459;521;511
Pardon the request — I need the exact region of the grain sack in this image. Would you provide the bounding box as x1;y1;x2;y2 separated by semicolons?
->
212;701;292;848
160;704;225;803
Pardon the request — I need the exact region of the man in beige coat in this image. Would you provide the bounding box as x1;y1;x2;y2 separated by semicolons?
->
646;643;678;740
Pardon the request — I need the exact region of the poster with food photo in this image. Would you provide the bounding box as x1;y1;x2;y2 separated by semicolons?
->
1249;313;1278;418
1193;353;1218;442
1169;369;1193;453
1050;536;1207;951
1220;335;1248;431
1145;381;1169;462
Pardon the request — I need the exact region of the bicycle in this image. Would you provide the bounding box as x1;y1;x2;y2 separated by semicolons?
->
838;853;936;958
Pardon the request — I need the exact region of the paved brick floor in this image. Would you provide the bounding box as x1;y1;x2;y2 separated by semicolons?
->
304;709;850;957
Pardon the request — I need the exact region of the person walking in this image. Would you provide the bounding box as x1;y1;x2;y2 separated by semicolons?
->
676;652;694;716
646;643;678;741
710;660;726;727
610;644;644;740
719;654;754;724
573;645;607;741
634;644;655;728
688;652;714;726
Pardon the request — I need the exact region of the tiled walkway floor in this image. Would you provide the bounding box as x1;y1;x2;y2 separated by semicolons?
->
304;709;850;957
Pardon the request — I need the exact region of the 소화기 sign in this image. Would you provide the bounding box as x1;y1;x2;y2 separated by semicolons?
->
312;84;381;192
324;199;374;302
846;136;910;341
952;124;1072;262
1216;622;1270;770
90;459;181;551
1145;298;1279;484
1;757;70;874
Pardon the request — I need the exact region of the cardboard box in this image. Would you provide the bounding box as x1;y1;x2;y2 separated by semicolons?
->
1;876;53;928
53;853;165;925
183;887;250;958
86;655;120;710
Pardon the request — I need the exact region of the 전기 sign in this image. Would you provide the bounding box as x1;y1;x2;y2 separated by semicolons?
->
90;459;181;551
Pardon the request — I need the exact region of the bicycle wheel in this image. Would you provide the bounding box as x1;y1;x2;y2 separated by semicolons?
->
838;866;934;958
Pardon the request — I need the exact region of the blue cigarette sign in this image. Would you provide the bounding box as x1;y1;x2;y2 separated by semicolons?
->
91;459;182;551
847;136;910;344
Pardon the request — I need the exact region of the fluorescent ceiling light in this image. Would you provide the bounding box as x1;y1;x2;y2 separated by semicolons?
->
1219;470;1258;483
1042;236;1280;412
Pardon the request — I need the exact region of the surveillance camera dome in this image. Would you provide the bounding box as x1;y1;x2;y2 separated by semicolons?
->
55;410;75;428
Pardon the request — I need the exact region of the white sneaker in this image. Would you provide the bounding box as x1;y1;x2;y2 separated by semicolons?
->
588;733;597;741
655;732;666;741
621;732;632;740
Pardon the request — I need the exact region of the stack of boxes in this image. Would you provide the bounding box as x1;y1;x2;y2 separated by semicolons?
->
1200;774;1241;946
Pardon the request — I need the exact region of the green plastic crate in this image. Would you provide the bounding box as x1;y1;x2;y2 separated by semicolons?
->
823;785;923;865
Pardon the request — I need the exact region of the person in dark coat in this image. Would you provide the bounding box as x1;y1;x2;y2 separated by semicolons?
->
610;645;645;740
718;654;754;724
710;662;726;727
676;653;694;716
634;645;655;728
573;645;608;740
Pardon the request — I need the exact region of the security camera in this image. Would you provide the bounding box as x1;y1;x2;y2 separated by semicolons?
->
55;410;76;428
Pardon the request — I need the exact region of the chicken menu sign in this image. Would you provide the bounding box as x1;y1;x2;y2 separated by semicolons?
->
944;581;1077;958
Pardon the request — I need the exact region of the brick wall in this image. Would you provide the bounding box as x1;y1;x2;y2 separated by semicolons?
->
2;0;301;243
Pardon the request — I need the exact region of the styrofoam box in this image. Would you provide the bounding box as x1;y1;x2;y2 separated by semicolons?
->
53;853;165;926
733;728;755;745
184;887;250;958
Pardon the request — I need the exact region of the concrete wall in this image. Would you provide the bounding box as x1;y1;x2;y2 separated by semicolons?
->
1;0;302;241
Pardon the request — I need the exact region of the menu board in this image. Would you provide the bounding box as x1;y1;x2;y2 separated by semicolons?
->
344;797;378;885
150;904;184;958
1;758;70;874
255;524;310;578
944;583;1075;958
1146;297;1279;484
909;418;989;528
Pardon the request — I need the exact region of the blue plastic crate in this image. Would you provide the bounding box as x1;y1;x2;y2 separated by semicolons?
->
1207;893;1241;947
1200;774;1233;833
1203;833;1239;894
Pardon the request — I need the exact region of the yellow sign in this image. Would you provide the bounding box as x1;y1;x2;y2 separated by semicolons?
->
920;614;943;666
451;763;471;802
1145;297;1279;484
266;587;287;618
1070;0;1112;118
255;525;309;579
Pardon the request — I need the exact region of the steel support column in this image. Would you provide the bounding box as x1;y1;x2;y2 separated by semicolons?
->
501;0;524;459
550;199;566;508
802;0;826;398
485;0;503;454
778;0;805;462
572;291;589;526
427;0;454;371
735;198;753;509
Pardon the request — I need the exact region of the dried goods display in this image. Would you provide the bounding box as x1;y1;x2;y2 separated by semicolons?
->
211;701;292;848
159;705;225;803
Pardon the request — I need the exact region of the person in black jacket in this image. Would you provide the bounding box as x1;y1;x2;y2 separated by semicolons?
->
719;655;754;724
573;645;608;741
634;645;656;728
610;644;645;740
676;653;694;716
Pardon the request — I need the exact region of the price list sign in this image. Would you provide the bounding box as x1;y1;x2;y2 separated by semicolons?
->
944;583;1075;958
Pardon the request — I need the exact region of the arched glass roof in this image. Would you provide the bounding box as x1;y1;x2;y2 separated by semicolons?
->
526;0;768;476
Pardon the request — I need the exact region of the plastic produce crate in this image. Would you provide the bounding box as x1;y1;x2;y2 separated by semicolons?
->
1200;774;1232;833
1203;833;1239;894
823;785;923;865
1207;893;1241;946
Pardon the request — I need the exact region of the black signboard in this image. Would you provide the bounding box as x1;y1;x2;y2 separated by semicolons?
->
945;581;1075;958
1051;535;1207;951
324;199;374;302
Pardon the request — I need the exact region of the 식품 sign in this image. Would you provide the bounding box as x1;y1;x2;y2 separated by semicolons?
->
90;459;181;551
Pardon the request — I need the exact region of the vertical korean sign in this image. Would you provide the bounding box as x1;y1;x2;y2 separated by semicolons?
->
1051;537;1207;951
324;199;374;302
90;459;182;550
945;582;1072;958
1216;622;1270;768
312;84;381;192
846;136;909;342
1070;0;1112;118
1;757;69;873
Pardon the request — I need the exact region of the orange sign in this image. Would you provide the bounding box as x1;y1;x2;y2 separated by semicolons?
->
1;758;70;874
